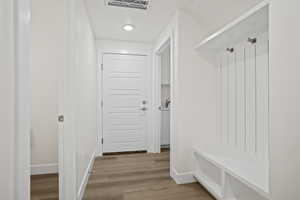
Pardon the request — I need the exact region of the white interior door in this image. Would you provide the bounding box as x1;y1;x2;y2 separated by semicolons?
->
102;54;148;153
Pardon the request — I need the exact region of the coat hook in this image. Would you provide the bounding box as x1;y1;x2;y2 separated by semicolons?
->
248;37;257;44
226;48;234;53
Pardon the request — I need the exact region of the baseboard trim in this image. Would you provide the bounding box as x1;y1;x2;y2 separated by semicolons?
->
31;163;58;175
77;147;97;200
171;168;196;184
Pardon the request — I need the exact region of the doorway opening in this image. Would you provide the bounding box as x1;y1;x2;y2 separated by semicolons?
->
158;45;171;153
153;36;174;175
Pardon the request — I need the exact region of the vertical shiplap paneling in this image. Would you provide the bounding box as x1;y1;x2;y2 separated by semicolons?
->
245;42;256;154
222;53;229;145
236;43;246;151
218;55;224;144
218;32;269;158
227;50;236;147
256;34;269;159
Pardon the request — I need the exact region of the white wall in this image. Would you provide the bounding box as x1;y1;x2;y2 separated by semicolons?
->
30;0;64;173
30;0;98;197
96;40;153;154
74;0;98;196
15;0;31;198
0;0;15;198
1;0;31;198
175;11;218;173
154;11;218;175
269;0;300;199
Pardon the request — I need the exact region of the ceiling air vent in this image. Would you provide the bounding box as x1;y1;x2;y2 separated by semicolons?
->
105;0;150;10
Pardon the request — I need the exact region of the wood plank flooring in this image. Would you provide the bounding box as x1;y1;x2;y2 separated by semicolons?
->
31;151;215;200
31;173;59;200
83;151;215;200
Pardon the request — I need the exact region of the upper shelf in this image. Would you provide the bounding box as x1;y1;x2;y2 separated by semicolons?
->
195;1;269;61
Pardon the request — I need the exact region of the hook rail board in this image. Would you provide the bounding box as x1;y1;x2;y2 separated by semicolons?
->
195;1;269;64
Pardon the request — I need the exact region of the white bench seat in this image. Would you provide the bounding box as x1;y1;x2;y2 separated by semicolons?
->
193;147;270;200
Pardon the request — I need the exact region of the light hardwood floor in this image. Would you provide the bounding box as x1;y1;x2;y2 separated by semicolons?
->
83;151;215;200
31;151;215;200
31;173;59;200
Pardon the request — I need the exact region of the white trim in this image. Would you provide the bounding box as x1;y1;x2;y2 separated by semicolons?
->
170;168;196;184
77;148;97;200
152;39;171;154
156;39;171;55
31;164;58;175
96;47;103;157
58;0;78;199
195;0;269;51
153;39;172;154
152;13;179;186
152;14;178;176
14;0;31;199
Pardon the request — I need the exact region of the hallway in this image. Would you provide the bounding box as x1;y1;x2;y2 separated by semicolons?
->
5;0;300;199
83;151;214;200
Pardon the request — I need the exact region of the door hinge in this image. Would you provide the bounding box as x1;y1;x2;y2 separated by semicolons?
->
101;138;104;144
101;64;104;71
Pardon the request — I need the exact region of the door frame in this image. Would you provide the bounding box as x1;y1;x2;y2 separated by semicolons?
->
14;0;31;199
152;28;176;174
153;39;171;153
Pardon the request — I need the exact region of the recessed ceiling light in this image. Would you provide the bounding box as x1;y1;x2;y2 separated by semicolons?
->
123;24;135;32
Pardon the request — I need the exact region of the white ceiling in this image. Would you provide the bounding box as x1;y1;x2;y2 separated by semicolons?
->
85;0;263;43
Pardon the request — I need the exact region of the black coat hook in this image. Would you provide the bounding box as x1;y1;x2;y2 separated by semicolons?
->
248;37;257;44
226;48;234;53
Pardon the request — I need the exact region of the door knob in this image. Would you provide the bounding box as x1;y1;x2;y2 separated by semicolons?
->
140;107;147;111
